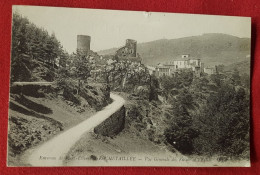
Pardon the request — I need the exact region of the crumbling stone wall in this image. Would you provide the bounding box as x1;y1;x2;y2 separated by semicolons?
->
94;106;125;137
115;39;137;59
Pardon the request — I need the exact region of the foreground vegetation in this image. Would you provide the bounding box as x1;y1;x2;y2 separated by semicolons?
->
160;70;250;159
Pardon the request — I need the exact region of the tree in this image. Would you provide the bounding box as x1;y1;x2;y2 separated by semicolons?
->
231;68;241;86
59;50;69;68
102;64;115;85
193;83;249;157
240;73;250;90
11;12;66;82
165;89;199;154
73;49;91;94
159;71;194;101
11;12;30;59
160;76;175;100
45;33;60;67
149;74;159;101
216;64;225;73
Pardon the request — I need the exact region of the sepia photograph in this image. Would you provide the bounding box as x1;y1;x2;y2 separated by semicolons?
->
8;5;251;167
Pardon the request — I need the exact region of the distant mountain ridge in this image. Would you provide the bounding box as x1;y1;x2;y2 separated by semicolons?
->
98;33;250;67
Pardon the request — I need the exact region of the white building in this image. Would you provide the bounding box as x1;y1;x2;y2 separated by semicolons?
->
204;67;216;74
155;64;171;77
155;54;204;77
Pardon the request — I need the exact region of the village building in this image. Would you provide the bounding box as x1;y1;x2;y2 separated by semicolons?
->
204;67;217;75
155;63;171;77
155;54;205;77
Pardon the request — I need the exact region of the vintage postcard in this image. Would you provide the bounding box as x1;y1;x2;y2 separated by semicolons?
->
8;5;251;167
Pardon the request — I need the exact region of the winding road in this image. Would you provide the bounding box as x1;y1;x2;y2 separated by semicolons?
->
27;93;125;167
12;82;53;86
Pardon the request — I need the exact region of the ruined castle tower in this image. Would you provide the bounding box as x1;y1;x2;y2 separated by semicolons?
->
125;39;137;57
77;35;91;55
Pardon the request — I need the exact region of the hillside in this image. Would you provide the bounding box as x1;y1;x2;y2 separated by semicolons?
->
224;59;251;75
98;33;250;66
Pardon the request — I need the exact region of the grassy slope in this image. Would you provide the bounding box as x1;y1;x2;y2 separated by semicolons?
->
64;129;178;166
8;92;97;166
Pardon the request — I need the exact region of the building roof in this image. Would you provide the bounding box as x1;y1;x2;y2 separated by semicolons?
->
173;55;200;61
156;65;170;69
204;67;215;69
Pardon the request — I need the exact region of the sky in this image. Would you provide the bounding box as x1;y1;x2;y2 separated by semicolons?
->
13;5;251;53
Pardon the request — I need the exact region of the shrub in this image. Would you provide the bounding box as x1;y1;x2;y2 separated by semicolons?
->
63;87;80;105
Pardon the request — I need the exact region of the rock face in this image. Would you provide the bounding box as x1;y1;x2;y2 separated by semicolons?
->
79;84;111;111
59;82;111;111
94;106;126;137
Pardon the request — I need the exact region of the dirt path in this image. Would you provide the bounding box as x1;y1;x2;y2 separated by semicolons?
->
27;93;125;166
12;82;53;86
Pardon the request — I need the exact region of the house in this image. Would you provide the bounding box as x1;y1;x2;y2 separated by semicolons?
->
155;54;203;77
204;67;217;75
163;55;202;70
155;64;171;77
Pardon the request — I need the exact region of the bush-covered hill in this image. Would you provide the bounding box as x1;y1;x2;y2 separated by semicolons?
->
224;59;251;75
98;33;250;66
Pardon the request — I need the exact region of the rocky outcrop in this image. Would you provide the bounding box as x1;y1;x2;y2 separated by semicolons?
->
94;106;125;137
58;82;111;111
80;84;111;110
